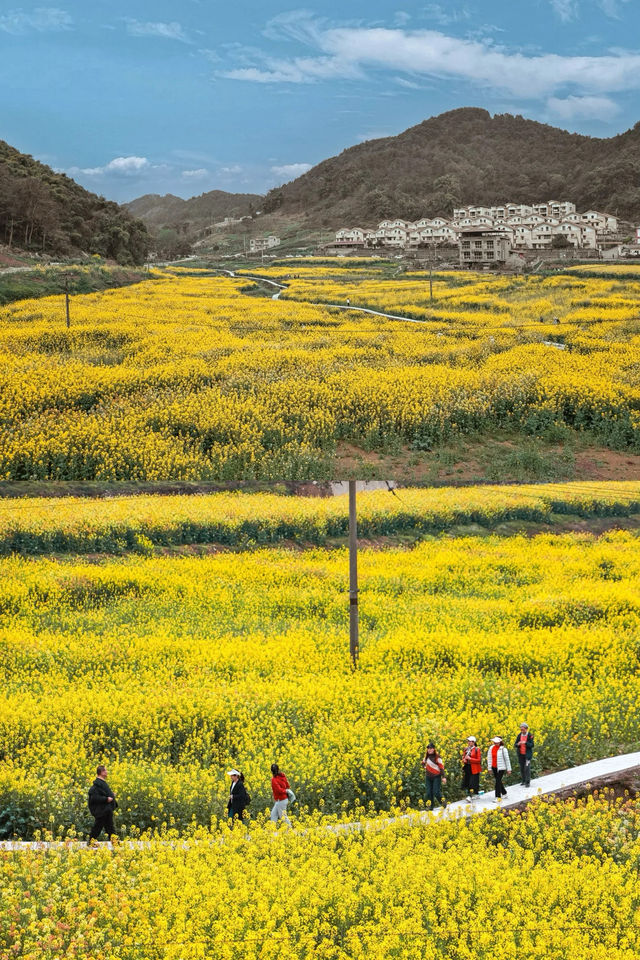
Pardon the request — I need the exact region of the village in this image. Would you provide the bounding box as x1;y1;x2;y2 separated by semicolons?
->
329;199;640;267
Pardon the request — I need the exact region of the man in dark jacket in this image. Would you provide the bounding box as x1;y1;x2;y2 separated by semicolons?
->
514;723;534;787
88;765;118;840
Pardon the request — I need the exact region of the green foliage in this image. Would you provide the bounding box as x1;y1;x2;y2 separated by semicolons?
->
0;140;149;262
260;107;640;225
0;264;149;306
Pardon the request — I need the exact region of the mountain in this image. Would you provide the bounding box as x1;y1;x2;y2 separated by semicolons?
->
261;108;640;227
0;140;149;263
125;190;261;232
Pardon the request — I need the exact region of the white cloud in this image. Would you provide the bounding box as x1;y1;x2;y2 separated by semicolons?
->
271;162;312;179
224;56;362;84
547;94;621;120
219;21;640;100
395;77;422;89
549;0;580;21
221;164;243;174
421;3;471;26
73;156;151;177
262;10;326;45
549;0;631;19
125;19;191;42
0;7;72;34
181;168;208;178
598;0;631;16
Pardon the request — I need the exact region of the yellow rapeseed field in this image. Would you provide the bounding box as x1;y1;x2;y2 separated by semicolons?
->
1;484;639;834
0;480;638;554
3;796;640;959
2;483;640;957
1;266;639;479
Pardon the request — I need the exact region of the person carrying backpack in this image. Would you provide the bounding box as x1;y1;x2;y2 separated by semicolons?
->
88;765;118;841
270;763;293;826
461;736;482;801
487;737;511;801
227;769;250;821
514;723;534;787
421;743;446;810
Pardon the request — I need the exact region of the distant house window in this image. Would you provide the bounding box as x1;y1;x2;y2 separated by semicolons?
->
463;251;471;259
474;241;482;248
462;241;470;249
486;251;494;259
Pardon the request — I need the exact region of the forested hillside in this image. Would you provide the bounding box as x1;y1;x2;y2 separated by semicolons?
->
126;189;261;229
261;108;640;226
125;189;261;254
0;141;149;263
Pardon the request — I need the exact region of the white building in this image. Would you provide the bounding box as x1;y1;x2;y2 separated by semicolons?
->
335;199;616;253
580;211;618;234
249;235;281;253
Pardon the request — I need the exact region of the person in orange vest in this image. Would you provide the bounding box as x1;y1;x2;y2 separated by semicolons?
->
421;742;447;810
461;736;482;801
514;723;534;787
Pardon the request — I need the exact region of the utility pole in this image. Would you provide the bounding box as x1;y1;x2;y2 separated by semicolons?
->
429;261;433;302
348;480;359;669
63;275;71;328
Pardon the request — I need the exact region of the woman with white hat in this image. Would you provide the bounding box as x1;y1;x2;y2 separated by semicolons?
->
487;737;511;801
227;769;250;822
461;736;482;801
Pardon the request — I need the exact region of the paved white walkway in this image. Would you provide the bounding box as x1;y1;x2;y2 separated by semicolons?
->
2;751;638;851
224;271;568;341
420;749;640;825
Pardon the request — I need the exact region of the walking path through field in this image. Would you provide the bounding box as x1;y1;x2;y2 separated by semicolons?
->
2;750;638;852
225;270;567;341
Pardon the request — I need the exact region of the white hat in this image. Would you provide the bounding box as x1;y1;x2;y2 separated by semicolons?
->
467;736;477;743
227;769;241;777
491;737;502;743
520;722;529;728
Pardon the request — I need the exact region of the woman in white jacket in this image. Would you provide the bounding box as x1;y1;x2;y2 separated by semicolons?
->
487;736;511;801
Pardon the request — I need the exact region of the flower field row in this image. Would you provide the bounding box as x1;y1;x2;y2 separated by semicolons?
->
1;269;639;479
1;523;639;835
0;481;638;555
3;796;640;958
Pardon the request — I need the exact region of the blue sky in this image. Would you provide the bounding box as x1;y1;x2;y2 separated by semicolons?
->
1;0;639;202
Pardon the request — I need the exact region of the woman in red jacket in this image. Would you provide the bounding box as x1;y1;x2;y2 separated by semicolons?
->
270;763;292;826
461;736;482;801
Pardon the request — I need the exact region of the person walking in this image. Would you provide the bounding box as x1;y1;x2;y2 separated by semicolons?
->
461;736;482;801
227;769;250;822
421;743;446;810
88;765;118;841
270;763;293;827
487;737;511;801
515;723;534;787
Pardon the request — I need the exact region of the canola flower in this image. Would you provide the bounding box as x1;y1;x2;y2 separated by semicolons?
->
0;480;638;555
1;270;639;479
2;797;640;958
1;514;639;835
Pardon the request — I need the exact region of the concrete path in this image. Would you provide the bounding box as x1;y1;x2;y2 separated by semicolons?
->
2;751;638;852
224;271;568;342
424;749;640;824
